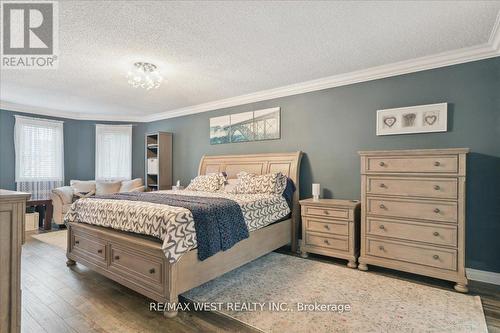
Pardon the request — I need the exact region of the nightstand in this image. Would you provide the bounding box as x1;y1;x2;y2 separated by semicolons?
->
299;198;361;268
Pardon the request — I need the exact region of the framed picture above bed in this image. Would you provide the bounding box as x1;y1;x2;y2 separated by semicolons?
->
210;107;280;144
376;103;447;136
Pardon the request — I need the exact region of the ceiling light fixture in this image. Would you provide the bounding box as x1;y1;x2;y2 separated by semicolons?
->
126;62;163;90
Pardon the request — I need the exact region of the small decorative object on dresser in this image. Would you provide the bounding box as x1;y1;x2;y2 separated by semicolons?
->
145;132;172;191
358;148;469;293
299;199;361;268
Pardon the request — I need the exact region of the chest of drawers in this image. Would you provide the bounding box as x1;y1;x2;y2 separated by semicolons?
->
300;199;361;268
358;148;469;292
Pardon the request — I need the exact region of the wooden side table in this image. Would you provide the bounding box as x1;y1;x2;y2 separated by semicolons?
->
299;198;361;268
26;199;53;230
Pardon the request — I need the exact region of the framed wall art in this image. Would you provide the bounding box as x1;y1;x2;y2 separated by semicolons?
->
210;107;280;144
376;103;447;136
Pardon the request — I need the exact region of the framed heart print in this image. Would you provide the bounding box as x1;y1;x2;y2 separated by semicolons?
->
376;103;447;136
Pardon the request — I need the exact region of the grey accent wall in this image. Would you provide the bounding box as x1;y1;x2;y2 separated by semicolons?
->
133;57;500;273
0;110;137;189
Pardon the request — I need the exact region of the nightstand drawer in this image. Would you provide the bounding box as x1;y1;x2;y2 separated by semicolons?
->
365;155;458;174
367;217;457;247
366;238;457;271
305;217;348;236
306;233;348;251
366;177;458;199
303;206;349;219
367;197;457;223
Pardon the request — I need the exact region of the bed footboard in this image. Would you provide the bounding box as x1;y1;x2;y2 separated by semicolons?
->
66;219;291;318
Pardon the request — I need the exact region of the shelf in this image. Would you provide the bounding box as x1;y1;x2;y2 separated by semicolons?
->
148;184;158;187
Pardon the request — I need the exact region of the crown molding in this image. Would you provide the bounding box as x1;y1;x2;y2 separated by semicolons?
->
0;101;143;122
2;15;500;123
147;43;500;122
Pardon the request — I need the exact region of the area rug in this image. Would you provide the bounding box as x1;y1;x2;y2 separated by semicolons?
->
31;230;67;250
183;252;487;333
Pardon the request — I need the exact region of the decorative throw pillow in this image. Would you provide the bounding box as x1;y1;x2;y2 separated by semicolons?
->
95;181;122;195
70;180;96;193
186;174;225;192
72;191;94;203
119;178;143;192
235;172;287;195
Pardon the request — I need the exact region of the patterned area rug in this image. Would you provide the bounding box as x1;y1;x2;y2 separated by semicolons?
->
31;230;67;250
183;252;487;333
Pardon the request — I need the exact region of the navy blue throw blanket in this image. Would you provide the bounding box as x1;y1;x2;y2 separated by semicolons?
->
94;192;249;261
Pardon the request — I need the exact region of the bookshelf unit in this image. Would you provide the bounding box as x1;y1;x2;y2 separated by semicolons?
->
145;132;172;191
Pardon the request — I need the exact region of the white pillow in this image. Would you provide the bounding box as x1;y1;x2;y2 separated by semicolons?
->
96;181;122;195
70;180;96;194
223;178;240;193
119;178;143;192
235;172;287;195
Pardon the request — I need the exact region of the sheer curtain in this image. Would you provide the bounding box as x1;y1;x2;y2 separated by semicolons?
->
95;124;132;181
14;116;64;199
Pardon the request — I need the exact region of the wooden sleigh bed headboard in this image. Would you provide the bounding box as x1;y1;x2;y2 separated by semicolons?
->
198;151;303;252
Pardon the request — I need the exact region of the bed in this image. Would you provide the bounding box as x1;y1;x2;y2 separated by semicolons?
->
65;152;302;317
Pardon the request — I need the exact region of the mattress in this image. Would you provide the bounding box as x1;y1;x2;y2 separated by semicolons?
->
64;190;290;263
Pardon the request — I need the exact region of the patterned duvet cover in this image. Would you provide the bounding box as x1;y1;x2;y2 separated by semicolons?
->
64;190;290;263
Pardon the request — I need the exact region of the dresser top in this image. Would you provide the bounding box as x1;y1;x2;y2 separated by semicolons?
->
358;148;469;156
0;190;31;200
299;198;360;208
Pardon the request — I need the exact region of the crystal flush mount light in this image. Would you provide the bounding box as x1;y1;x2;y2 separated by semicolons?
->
127;62;163;90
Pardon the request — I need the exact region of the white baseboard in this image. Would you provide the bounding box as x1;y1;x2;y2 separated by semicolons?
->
466;268;500;286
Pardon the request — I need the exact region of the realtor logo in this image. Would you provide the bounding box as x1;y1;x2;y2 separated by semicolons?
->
1;1;59;68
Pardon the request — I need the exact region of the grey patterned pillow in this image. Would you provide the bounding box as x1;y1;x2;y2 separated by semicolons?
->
186;174;226;192
235;172;287;195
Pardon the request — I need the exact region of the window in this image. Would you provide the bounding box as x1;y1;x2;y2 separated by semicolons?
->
95;124;132;180
14;116;64;199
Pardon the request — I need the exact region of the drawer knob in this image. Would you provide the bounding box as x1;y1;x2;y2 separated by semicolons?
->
433;255;439;260
378;245;385;251
379;161;385;166
114;255;120;260
324;225;330;230
379;225;385;230
379;183;386;188
323;239;330;245
75;240;80;245
433;185;440;190
379;204;386;209
97;249;102;254
323;210;330;215
434;208;441;213
433;231;440;236
149;268;155;274
434;161;441;166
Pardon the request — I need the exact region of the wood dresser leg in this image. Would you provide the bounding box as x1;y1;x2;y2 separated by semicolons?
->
358;262;368;271
300;251;308;259
347;260;357;269
66;259;76;266
454;283;469;293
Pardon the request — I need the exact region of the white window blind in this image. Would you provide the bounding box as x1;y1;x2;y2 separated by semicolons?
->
14;116;64;199
95;124;132;180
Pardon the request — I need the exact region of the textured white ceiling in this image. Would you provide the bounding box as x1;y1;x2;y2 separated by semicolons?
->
1;1;499;119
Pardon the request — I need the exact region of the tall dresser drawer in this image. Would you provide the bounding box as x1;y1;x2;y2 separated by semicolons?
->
367;197;457;223
365;155;458;174
366;238;457;271
367;217;457;247
367;177;458;199
71;230;107;267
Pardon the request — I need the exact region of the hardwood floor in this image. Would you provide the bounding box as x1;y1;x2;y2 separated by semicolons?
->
22;235;499;333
